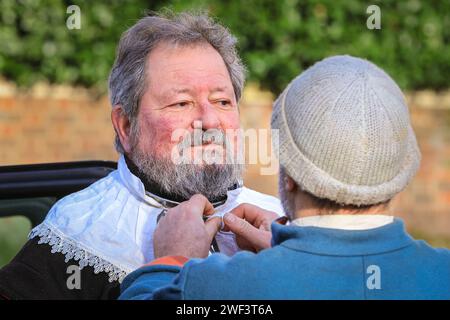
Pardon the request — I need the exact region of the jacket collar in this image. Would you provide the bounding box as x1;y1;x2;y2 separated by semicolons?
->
271;218;414;256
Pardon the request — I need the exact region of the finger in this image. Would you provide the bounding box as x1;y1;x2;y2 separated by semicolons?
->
204;217;222;241
229;203;278;228
220;212;236;232
186;194;215;218
223;213;267;249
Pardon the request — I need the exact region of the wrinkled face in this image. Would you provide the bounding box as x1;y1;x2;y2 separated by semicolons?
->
123;42;243;200
135;42;240;162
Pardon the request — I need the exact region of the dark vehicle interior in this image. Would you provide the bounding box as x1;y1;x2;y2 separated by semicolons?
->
0;161;117;264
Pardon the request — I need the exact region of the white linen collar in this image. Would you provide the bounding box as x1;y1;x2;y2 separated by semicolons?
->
29;154;283;282
117;155;165;208
291;215;394;230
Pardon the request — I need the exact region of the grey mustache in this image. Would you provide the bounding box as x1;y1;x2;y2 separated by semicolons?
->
177;130;227;150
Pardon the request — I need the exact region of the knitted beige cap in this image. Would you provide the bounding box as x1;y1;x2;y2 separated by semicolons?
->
271;55;421;206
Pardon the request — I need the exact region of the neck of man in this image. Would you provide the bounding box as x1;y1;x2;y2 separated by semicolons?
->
124;154;232;204
291;192;391;220
294;206;391;219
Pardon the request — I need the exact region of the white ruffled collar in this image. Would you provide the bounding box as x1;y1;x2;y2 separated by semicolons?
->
29;155;283;282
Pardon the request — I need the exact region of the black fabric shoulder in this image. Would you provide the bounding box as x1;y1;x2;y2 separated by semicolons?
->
0;237;120;300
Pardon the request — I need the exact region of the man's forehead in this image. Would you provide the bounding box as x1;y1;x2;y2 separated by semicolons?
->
147;41;225;70
165;86;230;95
155;85;234;101
148;43;229;68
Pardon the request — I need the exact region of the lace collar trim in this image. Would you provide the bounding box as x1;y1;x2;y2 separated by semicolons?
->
29;222;127;282
28;155;282;283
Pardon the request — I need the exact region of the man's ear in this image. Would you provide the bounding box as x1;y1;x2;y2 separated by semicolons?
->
284;175;297;192
111;105;133;154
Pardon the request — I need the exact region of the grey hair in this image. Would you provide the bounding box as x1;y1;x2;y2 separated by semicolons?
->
108;10;246;154
278;166;390;218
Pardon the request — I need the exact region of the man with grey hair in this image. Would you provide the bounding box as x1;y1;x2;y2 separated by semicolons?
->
119;55;450;300
0;11;283;300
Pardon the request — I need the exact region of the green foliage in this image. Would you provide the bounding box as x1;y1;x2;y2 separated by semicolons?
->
0;0;158;89
0;0;448;95
0;217;31;267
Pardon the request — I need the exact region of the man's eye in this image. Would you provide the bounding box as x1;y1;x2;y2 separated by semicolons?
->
217;100;231;107
170;101;190;108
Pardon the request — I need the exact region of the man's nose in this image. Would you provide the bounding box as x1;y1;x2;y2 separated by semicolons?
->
194;103;221;130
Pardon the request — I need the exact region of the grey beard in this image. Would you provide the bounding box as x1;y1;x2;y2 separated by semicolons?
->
130;146;244;201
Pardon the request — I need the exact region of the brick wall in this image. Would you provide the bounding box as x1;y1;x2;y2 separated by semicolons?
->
0;81;117;164
0;80;449;238
393;92;450;237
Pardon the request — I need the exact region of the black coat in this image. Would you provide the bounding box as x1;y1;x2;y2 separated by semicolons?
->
0;237;120;300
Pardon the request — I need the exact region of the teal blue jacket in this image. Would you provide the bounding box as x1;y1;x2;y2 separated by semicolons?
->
119;219;450;300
